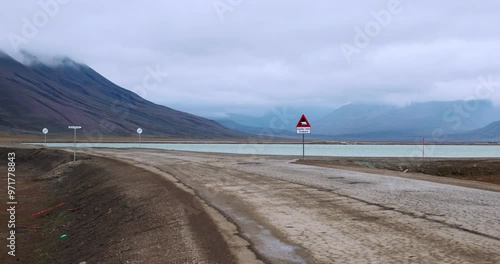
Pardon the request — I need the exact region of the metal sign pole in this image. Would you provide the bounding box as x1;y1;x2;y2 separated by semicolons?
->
68;126;82;162
44;134;47;146
302;134;305;160
73;129;76;162
422;137;425;160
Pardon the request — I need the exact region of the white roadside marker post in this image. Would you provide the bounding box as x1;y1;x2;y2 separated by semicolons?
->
137;128;143;148
68;126;82;161
42;128;48;147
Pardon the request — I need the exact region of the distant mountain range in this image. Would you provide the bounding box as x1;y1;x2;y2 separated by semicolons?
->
452;121;500;142
2;50;499;142
216;119;297;138
0;51;245;138
214;101;500;142
316;101;500;141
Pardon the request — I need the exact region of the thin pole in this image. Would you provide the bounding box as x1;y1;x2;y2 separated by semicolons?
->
139;133;142;148
73;129;76;162
44;134;47;147
422;137;425;160
302;134;305;160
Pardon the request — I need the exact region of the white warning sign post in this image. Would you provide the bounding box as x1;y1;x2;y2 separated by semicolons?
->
296;114;311;159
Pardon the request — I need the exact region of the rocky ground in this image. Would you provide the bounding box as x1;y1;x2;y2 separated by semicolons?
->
0;148;258;264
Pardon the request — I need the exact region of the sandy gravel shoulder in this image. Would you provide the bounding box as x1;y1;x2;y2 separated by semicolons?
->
83;148;500;264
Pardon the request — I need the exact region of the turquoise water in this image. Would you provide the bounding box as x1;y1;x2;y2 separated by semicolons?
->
31;143;500;158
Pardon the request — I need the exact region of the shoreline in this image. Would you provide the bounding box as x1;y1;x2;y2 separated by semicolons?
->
4;142;500;189
2;135;500;145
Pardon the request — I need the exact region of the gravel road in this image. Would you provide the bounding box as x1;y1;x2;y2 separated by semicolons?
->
87;148;500;264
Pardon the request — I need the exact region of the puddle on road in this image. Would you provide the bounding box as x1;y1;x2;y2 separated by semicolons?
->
211;200;306;264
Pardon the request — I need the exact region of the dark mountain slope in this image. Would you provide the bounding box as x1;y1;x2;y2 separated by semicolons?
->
0;52;246;138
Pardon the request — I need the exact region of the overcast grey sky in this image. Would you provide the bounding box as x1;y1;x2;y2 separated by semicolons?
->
2;0;500;117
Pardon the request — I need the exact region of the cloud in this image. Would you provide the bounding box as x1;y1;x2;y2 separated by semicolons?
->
2;0;500;117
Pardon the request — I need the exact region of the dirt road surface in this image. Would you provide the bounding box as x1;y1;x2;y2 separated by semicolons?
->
81;148;500;264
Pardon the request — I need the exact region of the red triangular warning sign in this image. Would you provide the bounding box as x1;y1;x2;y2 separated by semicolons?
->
296;114;311;128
